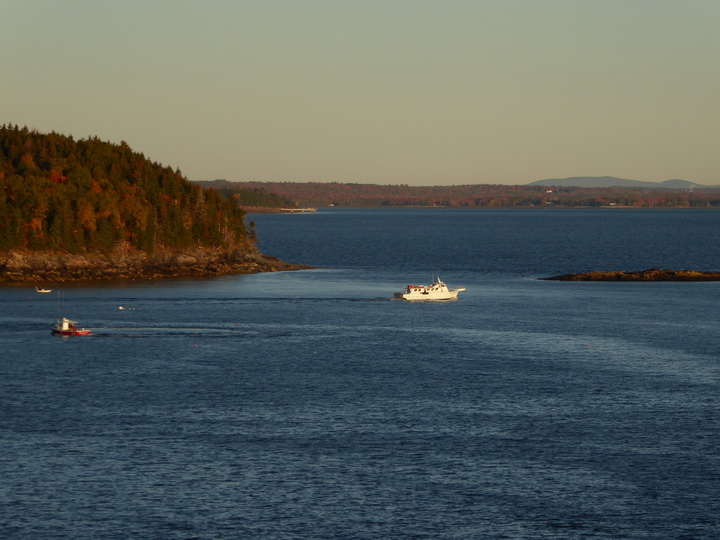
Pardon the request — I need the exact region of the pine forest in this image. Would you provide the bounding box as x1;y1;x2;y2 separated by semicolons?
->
0;125;252;255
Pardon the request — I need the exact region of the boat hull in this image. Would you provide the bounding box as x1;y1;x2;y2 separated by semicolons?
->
51;327;92;336
395;278;466;301
50;317;92;336
395;289;463;301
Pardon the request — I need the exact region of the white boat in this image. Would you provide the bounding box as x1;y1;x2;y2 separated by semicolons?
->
35;286;52;293
394;277;466;301
50;317;92;336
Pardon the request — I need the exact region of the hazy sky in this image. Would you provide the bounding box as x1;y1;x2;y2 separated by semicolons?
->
3;1;719;185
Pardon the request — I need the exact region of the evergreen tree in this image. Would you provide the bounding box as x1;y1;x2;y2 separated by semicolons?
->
0;126;251;254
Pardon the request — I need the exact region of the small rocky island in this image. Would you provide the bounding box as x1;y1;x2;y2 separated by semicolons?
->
542;268;720;281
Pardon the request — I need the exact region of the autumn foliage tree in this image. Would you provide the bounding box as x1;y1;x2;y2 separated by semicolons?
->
0;124;251;254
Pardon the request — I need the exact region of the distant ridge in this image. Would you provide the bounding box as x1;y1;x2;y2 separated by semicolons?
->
203;180;720;209
529;177;713;189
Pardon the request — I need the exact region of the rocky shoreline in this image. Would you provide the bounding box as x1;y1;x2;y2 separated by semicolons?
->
0;249;313;282
542;268;720;281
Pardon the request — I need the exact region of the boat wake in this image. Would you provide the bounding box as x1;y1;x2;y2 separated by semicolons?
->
87;326;270;339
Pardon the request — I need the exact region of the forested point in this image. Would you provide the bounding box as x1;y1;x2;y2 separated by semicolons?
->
0;125;314;281
0;124;253;255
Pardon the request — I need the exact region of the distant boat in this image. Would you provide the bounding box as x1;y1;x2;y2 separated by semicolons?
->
50;317;92;336
35;286;52;293
394;277;466;301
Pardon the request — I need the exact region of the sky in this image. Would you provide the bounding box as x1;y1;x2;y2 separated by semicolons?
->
3;0;719;186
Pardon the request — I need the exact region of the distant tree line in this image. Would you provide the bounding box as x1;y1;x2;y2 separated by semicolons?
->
195;180;295;208
0;124;252;254
213;181;720;209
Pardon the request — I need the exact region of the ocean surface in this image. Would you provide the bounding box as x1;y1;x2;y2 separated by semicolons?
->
1;208;719;539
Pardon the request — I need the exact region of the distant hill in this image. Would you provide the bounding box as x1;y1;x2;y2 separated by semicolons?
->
205;180;720;209
529;176;712;189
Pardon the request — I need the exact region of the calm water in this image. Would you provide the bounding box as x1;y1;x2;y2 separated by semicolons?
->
1;209;719;539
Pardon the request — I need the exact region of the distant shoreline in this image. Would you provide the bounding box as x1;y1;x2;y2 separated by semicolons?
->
200;178;720;210
244;206;720;212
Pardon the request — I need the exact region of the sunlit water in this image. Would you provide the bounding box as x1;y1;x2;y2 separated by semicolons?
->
1;209;719;539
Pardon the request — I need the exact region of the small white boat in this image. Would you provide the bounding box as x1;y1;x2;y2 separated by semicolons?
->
35;286;52;293
394;277;466;301
50;317;92;336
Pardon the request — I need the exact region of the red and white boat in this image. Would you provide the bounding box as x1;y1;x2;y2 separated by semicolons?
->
50;317;92;336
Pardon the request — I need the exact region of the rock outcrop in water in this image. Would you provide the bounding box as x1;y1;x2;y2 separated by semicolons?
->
542;268;720;281
0;248;311;282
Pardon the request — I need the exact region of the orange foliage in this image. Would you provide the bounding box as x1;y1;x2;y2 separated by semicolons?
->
29;217;44;235
49;169;66;184
20;152;37;169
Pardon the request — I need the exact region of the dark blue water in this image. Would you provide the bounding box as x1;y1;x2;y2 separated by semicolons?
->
2;209;719;539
